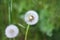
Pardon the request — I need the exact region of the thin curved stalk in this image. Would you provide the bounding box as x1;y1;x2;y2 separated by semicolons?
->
25;25;30;40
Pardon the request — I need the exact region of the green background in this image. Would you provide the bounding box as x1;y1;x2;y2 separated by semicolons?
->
0;0;60;40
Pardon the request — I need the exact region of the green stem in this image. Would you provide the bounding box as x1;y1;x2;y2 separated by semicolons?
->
8;6;11;24
9;38;11;40
25;25;30;40
11;0;12;12
8;0;12;24
13;38;15;40
18;23;25;28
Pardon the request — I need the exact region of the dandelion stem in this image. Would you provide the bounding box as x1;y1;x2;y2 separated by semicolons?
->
24;25;30;40
18;23;25;28
9;38;11;40
8;0;12;24
13;38;15;40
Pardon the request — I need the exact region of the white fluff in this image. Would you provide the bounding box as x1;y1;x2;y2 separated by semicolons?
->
24;10;39;25
5;24;19;38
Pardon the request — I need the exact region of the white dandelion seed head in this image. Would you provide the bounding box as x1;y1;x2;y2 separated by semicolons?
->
24;10;39;25
5;24;19;38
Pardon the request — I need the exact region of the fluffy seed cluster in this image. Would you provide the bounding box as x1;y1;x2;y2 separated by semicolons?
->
24;10;39;25
5;24;19;38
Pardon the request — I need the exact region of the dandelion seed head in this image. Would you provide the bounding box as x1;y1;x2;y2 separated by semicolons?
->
24;10;39;25
5;24;19;38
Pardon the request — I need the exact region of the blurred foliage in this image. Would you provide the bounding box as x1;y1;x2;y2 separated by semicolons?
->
0;0;60;40
40;8;54;37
